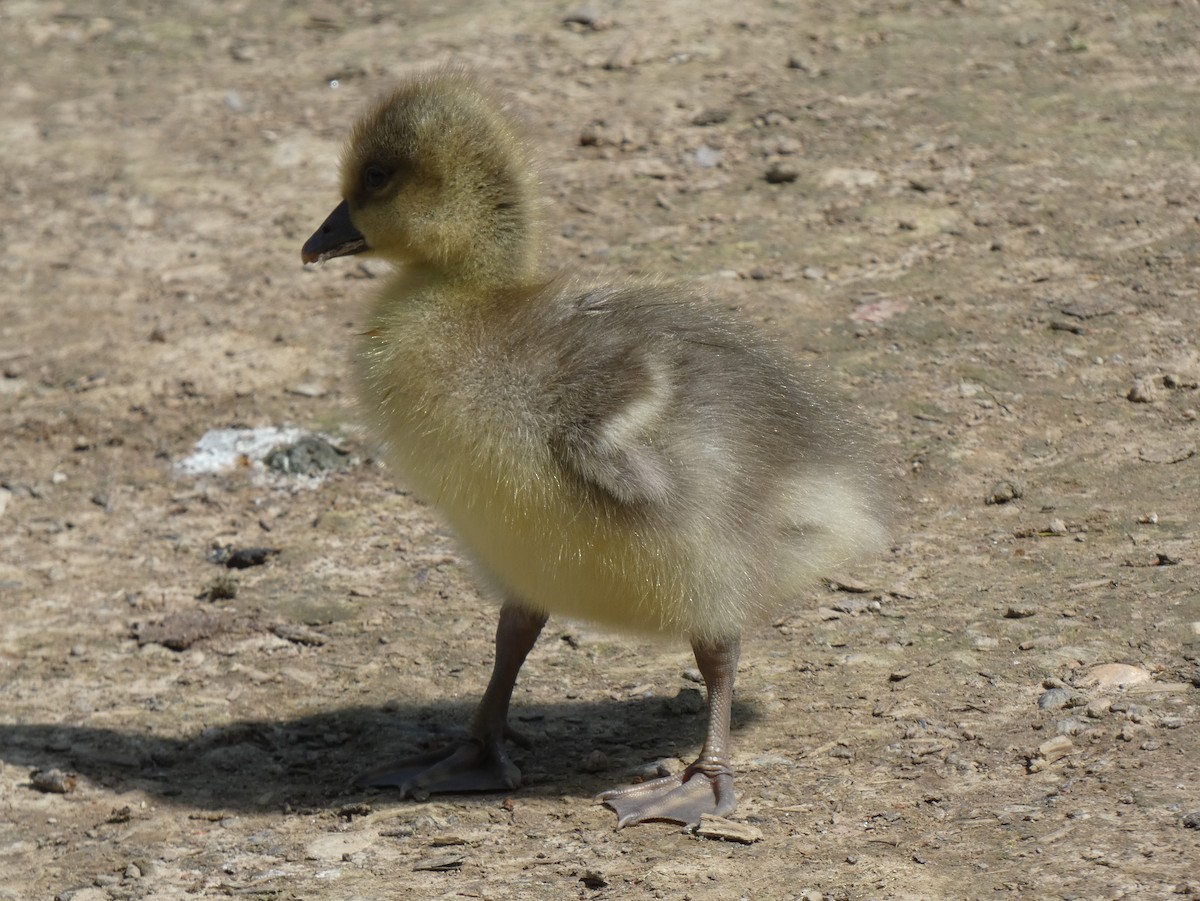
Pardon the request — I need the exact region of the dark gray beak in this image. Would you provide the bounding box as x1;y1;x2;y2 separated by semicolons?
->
301;199;368;264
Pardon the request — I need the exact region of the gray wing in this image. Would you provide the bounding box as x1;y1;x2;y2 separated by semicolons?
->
549;339;675;507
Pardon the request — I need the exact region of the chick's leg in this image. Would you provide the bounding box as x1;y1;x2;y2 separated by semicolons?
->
597;636;740;827
357;602;547;798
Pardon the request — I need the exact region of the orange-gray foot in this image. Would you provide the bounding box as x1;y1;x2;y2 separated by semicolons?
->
597;764;735;827
356;737;521;799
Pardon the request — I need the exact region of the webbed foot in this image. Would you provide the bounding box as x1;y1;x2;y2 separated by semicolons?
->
596;762;735;827
356;733;522;799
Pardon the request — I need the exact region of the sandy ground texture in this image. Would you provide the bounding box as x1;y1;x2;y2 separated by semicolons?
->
3;1;1200;898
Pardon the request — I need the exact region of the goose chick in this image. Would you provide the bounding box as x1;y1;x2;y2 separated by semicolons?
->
302;71;887;827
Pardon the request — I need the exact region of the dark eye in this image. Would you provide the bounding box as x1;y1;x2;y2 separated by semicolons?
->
363;165;389;191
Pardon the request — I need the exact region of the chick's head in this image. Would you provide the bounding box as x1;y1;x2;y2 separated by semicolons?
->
304;73;539;285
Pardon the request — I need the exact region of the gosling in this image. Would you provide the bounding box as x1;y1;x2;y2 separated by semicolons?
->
301;71;886;827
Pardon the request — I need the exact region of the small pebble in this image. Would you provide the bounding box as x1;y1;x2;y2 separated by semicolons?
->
1038;688;1071;710
1055;716;1089;736
604;41;639;70
582;749;608;773
562;5;612;29
630;759;674;780
1028;735;1073;772
765;162;799;184
1181;811;1200;830
412;853;465;872
30;768;77;794
691;108;730;126
1041;736;1074;758
829;575;871;594
213;546;280;569
1084;698;1111;718
986;479;1023;505
1127;378;1157;403
1118;724;1148;742
695;814;763;844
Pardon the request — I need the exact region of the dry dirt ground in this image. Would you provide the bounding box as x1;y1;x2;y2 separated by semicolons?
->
3;1;1200;899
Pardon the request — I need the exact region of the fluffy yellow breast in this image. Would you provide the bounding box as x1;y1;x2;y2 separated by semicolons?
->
356;280;704;636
